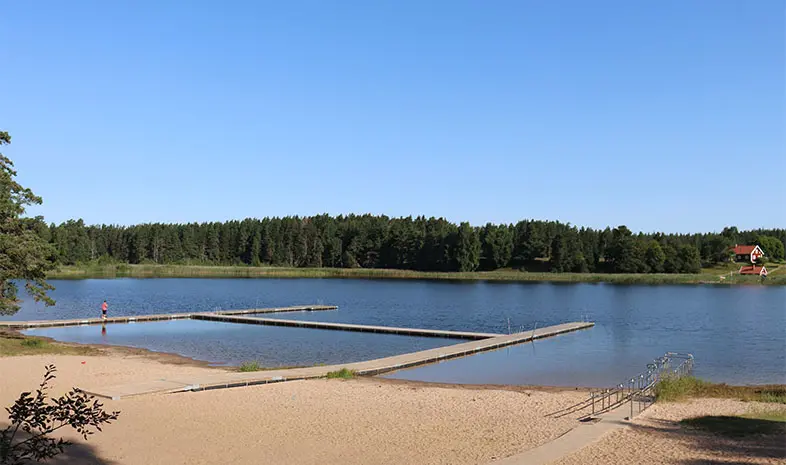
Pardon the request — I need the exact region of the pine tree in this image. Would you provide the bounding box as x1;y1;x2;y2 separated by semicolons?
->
0;131;56;315
453;222;480;272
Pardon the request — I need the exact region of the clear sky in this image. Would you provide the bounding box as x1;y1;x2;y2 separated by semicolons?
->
1;1;783;233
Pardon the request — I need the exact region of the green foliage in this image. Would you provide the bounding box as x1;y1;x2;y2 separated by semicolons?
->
678;244;702;273
550;229;586;273
0;332;98;357
326;368;356;379
238;361;262;372
644;240;665;273
0;131;57;315
19;339;45;348
655;375;786;403
702;235;732;264
31;210;786;277
0;365;119;465
655;376;712;401
479;223;512;270
453;222;480;272
606;226;645;273
757;235;785;261
663;245;681;273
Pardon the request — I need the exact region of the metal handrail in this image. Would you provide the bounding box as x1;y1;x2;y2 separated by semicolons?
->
546;352;694;420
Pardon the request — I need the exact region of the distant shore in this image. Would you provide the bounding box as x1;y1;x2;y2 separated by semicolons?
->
47;264;785;285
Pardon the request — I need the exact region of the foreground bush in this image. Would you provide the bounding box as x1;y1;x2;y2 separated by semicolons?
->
0;365;120;464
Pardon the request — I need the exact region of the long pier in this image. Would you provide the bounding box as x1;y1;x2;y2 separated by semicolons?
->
79;321;595;400
193;314;500;340
0;305;337;330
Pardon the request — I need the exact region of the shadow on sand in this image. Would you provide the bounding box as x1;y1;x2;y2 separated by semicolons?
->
1;422;118;465
624;415;785;463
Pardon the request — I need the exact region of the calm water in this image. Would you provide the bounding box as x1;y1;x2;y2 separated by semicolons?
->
21;319;460;367
5;279;785;386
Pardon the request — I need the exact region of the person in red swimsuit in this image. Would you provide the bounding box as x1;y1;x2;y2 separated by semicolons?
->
101;300;108;320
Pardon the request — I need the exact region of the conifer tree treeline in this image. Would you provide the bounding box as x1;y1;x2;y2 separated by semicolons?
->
40;216;785;274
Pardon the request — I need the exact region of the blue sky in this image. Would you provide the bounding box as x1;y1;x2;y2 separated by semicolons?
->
1;1;783;233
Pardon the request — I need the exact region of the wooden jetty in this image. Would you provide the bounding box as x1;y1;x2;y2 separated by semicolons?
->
80;321;595;400
193;314;500;340
0;305;338;330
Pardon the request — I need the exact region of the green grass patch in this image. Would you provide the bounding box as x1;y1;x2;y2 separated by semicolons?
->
757;390;786;404
655;376;786;403
0;332;98;357
47;264;786;285
236;361;314;372
326;368;356;379
20;338;46;348
655;376;711;402
238;361;263;372
681;412;786;437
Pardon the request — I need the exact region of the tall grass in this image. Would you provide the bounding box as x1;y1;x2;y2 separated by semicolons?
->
325;368;356;379
238;361;263;372
20;338;46;348
47;264;786;285
655;376;786;403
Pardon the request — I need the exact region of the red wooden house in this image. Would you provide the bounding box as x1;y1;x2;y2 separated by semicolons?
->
732;245;764;263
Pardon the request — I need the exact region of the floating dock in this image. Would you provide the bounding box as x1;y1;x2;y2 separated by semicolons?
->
193;314;501;340
0;305;338;330
79;321;595;400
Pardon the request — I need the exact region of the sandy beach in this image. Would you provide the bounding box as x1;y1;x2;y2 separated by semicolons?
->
2;351;784;465
553;398;786;465
0;353;587;465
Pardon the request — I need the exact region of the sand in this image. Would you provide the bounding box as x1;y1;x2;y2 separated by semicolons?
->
552;398;786;465
0;353;587;465
3;353;783;465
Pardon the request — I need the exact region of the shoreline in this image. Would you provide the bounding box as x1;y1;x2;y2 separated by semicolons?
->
1;332;602;393
6;329;228;369
7;331;785;392
0;353;595;465
12;329;605;393
1;352;782;465
2;343;783;464
47;264;784;285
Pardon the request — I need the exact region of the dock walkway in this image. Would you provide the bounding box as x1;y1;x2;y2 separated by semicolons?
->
0;305;337;330
193;314;500;339
80;321;594;400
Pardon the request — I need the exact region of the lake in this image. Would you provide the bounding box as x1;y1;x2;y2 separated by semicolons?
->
6;279;785;386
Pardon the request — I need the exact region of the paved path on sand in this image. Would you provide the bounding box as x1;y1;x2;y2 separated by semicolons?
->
487;405;629;465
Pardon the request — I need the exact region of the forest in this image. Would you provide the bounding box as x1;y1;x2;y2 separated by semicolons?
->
36;216;786;275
